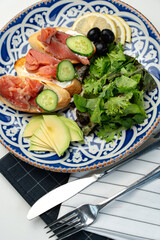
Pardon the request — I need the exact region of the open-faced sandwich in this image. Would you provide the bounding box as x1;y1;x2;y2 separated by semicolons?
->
0;75;71;113
28;27;94;64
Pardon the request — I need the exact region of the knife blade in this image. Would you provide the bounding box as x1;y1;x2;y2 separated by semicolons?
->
27;128;160;220
27;173;99;220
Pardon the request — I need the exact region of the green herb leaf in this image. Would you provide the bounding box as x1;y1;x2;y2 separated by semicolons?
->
115;75;138;93
104;92;133;116
97;124;125;143
73;94;87;112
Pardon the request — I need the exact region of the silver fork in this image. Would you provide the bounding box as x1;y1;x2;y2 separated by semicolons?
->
45;165;160;240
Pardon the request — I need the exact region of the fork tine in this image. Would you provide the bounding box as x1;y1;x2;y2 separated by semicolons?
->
46;214;79;234
52;218;81;236
45;210;77;229
49;222;84;239
58;223;85;240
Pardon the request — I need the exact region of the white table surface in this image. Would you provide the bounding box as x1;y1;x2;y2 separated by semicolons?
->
0;0;160;240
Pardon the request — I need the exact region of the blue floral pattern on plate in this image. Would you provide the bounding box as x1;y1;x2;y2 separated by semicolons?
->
0;0;160;172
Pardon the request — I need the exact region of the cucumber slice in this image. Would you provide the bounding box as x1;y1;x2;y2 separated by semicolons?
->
66;35;94;57
57;60;75;82
35;89;58;112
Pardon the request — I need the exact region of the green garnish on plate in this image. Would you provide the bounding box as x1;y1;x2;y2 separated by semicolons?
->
74;43;157;143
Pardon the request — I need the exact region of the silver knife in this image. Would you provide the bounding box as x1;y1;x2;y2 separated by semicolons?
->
27;128;160;220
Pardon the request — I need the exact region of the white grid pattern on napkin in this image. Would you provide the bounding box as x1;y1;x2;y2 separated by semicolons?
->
59;147;160;240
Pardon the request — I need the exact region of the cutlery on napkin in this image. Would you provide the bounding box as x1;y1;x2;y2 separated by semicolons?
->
59;148;160;240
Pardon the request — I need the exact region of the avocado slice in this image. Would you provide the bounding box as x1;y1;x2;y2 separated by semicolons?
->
59;116;84;141
40;120;60;155
33;128;53;149
23;115;43;138
42;115;71;157
67;126;84;142
30;133;53;149
29;144;54;152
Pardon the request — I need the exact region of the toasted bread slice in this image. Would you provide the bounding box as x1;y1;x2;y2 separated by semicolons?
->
0;75;71;113
14;57;82;96
28;27;95;64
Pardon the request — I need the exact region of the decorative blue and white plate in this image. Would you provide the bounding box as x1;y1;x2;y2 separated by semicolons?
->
0;0;160;172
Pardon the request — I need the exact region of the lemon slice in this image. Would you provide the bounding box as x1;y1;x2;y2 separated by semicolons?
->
72;12;117;41
114;16;131;43
106;14;126;45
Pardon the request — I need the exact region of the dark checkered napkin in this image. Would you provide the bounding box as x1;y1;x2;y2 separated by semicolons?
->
0;153;112;240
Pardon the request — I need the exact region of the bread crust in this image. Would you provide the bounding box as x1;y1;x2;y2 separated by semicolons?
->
0;76;71;113
65;78;82;96
15;57;82;96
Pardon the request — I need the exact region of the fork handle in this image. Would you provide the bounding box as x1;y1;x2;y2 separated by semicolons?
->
97;165;160;211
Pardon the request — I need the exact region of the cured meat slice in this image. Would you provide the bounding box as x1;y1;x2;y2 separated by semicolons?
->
55;31;71;44
38;27;57;45
36;64;58;79
0;75;43;110
38;27;90;65
25;49;60;79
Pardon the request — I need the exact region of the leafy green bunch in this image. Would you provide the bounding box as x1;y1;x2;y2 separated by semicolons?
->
73;44;156;142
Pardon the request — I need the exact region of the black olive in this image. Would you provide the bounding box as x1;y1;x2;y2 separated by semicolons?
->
87;27;101;42
101;29;115;43
95;41;108;55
